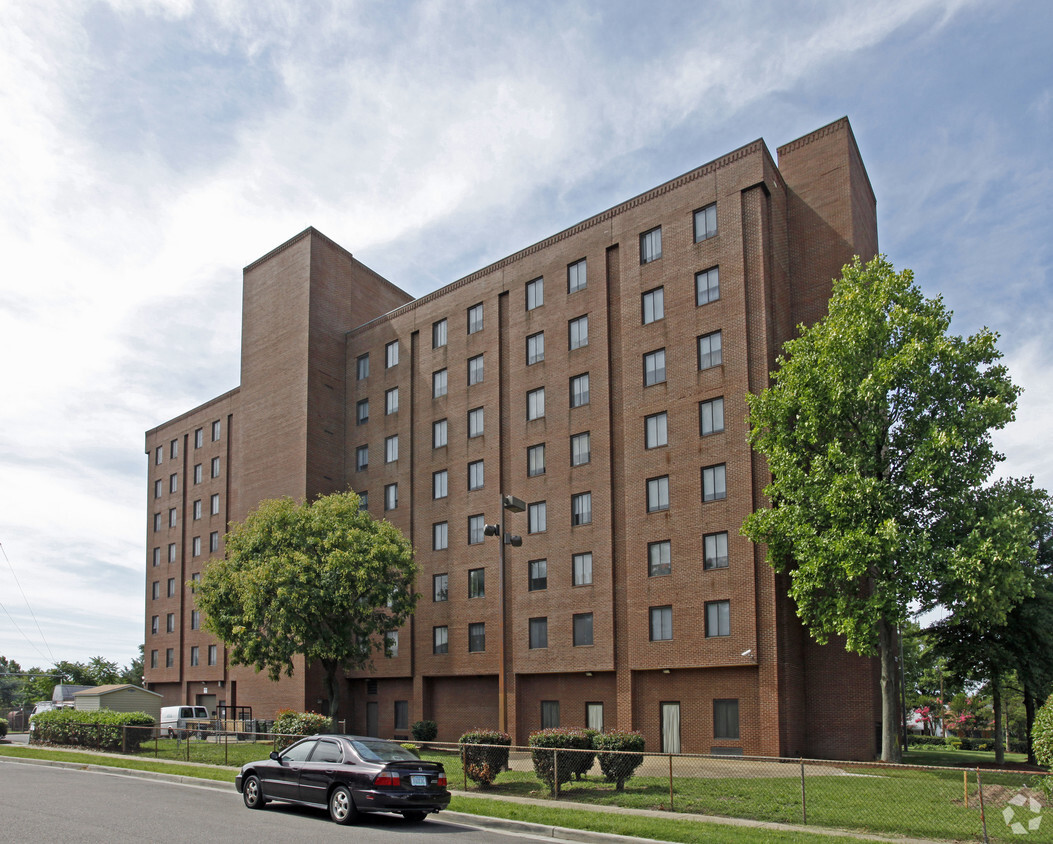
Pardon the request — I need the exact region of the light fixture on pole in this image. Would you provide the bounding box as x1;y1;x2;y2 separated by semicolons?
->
495;492;526;734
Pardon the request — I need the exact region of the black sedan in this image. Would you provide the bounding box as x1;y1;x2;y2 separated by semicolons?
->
235;734;451;824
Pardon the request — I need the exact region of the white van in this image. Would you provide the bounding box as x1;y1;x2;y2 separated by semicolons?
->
160;705;210;738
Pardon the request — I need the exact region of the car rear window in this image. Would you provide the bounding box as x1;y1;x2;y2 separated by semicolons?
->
350;740;418;763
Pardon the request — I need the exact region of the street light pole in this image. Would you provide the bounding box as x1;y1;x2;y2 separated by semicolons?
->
492;494;525;735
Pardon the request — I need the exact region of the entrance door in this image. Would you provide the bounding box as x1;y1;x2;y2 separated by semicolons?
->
661;702;681;754
196;694;218;719
366;701;378;737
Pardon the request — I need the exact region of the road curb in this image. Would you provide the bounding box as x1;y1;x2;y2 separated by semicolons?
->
0;755;234;792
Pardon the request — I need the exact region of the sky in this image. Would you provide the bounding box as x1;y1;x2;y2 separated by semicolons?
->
1;0;1050;671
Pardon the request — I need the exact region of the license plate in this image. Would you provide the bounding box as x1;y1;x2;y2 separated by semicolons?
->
410;775;427;787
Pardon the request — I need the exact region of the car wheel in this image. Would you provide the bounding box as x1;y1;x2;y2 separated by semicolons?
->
328;785;358;825
242;775;267;810
402;810;427;823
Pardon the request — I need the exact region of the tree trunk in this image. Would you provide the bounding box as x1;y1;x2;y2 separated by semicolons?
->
878;618;902;762
323;661;340;728
992;674;1004;766
1023;684;1036;765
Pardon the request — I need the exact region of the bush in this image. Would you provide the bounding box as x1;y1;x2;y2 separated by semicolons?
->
459;729;510;788
528;728;595;793
594;730;645;790
906;734;947;748
411;720;438;742
0;717;7;739
272;709;332;750
29;709;155;751
1033;693;1053;769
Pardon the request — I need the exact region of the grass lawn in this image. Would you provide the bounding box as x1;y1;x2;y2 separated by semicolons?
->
903;747;1030;767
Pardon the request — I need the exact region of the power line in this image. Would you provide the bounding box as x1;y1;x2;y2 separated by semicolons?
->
0;540;56;664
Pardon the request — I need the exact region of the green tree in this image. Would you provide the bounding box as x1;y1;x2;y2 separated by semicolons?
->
0;656;24;709
742;256;1032;762
120;646;145;686
195;491;418;720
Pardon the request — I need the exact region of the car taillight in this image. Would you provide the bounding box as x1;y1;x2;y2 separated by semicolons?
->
437;774;447;787
373;772;400;787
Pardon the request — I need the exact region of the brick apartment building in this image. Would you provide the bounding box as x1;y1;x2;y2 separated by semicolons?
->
144;116;881;759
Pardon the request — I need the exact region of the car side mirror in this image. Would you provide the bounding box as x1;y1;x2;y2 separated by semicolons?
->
270;751;280;762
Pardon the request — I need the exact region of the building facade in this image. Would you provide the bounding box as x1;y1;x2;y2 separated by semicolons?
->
144;117;881;759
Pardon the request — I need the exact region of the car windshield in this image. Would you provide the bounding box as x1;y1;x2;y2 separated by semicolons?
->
350;739;418;763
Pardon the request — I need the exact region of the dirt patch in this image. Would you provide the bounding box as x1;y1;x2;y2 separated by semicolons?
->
952;785;1047;808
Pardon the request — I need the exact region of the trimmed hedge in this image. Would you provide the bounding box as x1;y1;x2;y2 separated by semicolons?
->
29;709;154;751
458;729;510;788
272;710;332;750
0;716;7;738
1034;693;1053;769
528;728;594;793
594;729;645;790
411;720;438;741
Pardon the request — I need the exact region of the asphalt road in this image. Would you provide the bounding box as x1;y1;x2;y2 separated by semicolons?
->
0;760;548;844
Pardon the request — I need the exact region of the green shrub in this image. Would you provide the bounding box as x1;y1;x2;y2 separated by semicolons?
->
400;743;421;757
1033;693;1053;769
906;734;947;748
272;709;332;750
29;709;154;751
0;717;7;738
458;729;510;788
411;720;438;741
528;728;594;793
594;730;645;790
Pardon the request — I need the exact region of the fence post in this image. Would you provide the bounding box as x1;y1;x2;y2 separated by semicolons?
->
554;749;560;798
964;769;969;808
800;757;807;824
976;768;989;843
462;743;467;790
224;728;228;765
668;754;673;812
122;725;127;754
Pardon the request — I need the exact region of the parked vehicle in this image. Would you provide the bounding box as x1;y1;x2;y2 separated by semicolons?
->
235;735;450;824
159;705;210;738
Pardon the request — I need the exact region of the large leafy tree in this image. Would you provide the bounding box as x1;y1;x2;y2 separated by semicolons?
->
195;491;418;720
743;256;1032;762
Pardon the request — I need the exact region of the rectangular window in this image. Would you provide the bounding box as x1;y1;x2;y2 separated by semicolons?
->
155;446;163;465
468;354;484;385
207;644;217;666
154;479;162;499
167;578;176;597
433;419;448;448
210;494;220;515
650;605;673;641
714;699;740;740
151;615;159;635
169;474;178;493
571;492;592;526
385;435;398;463
644;349;666;385
433;522;448;551
209;531;219;553
357;353;370;380
706;600;731;637
432;318;447;349
356;399;369;425
170;439;178;459
168;508;177;528
468;514;485;545
385;387;399;415
468;460;484;491
700;397;725;435
587;702;604;732
467;303;483;334
152;581;160;600
570;373;590;408
468;406;484;438
527;443;545;476
194;428;203;448
192;536;201;557
385;340;399;368
529;617;548;649
210;456;220;478
166;648;174;668
642;287;664;324
468;568;485;599
527;331;545;365
528;501;547;534
647;476;670;512
696;266;720;305
193;500;202;520
573;613;594;646
704;532;729;569
433;470;448;499
166;613;175;633
570;432;591;466
211;420;221;441
573;552;593;585
433;626;448;654
358;491;368;510
193;464;202;484
384;483;398;511
153;512;161;532
640;226;662;264
528;558;547;591
150;649;158;669
702;464;727;501
152;547;160;567
191;572;201;591
468;622;486;653
527;388;545;420
356;445;368;470
387;632;399;658
541;700;559;728
433;573;448;602
168;542;177;563
646;412;668;448
190;610;200;630
189;646;198;666
648;540;672;576
698;330;723;370
568;315;588;350
694;202;717;242
526;277;543;310
568;258;586;293
433;368;448;398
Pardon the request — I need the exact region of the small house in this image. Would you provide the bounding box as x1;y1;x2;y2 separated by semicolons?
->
73;684;162;723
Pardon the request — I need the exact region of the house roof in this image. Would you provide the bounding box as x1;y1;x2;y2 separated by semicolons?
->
73;684;161;698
